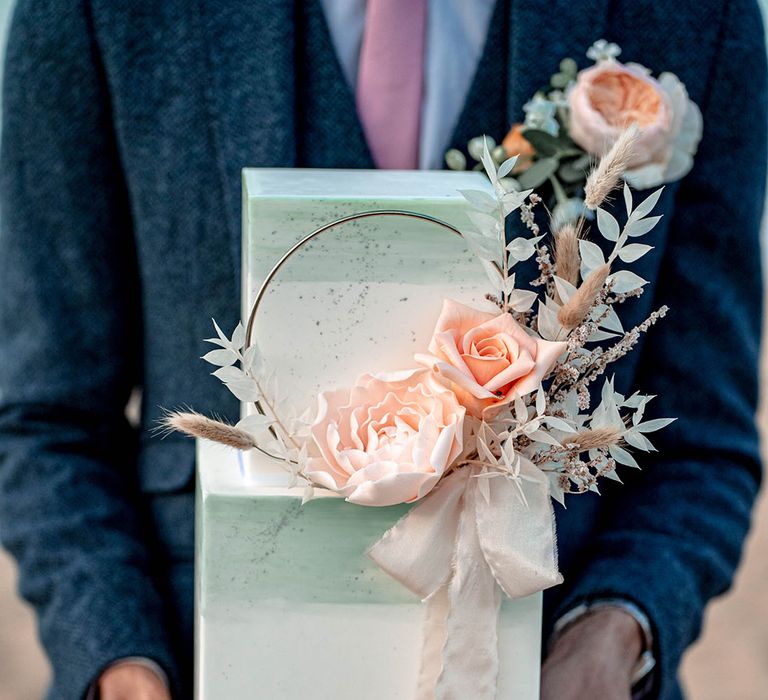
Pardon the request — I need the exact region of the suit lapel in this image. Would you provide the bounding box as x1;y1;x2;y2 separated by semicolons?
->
195;0;298;282
448;0;611;154
506;0;610;120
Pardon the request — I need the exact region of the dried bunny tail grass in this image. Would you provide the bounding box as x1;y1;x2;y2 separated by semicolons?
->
552;221;583;288
557;263;611;330
160;410;258;450
584;124;639;210
568;426;623;451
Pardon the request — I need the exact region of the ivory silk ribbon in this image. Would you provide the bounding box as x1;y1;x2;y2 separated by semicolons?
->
368;461;562;700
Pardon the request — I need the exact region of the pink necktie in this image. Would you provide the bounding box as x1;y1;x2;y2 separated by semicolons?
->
356;0;427;170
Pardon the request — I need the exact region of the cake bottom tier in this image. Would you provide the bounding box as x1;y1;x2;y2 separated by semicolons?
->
196;440;542;699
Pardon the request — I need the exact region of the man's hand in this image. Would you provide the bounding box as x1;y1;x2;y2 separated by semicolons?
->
541;607;644;700
98;662;171;700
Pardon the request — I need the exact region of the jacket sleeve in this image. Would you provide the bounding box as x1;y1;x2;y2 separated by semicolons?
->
0;1;178;696
551;2;767;698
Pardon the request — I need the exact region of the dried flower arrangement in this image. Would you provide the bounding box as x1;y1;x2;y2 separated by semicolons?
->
447;40;702;225
165;124;673;508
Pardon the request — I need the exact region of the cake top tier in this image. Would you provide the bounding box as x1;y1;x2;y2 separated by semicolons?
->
243;168;484;201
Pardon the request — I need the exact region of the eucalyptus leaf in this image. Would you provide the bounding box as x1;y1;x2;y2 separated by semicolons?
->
553;276;577;304
506;236;537;261
459;188;498;213
507;289;538;312
202;348;239;367
609;444;639;468
498;155;519;179
578;239;606;274
608;270;648;294
618;243;654;263
630;187;664;220
516;157;559;188
537;300;562;341
623;182;633;216
519;129;561;157
625;215;662;238
213;365;245;383
634;417;676;433
596;208;620;241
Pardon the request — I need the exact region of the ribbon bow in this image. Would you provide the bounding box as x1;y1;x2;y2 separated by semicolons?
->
368;460;562;700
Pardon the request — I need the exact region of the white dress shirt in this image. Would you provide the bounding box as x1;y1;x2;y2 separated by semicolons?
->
319;0;497;169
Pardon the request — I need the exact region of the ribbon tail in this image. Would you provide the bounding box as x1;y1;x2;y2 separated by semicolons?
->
435;474;501;700
415;585;450;700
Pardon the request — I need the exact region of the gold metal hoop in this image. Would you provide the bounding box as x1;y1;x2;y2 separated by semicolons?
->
244;209;464;461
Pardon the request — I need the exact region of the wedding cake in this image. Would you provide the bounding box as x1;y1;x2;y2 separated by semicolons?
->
194;169;543;699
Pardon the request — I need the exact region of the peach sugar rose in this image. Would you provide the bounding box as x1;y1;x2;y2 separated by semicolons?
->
416;300;566;418
304;369;465;507
568;60;702;188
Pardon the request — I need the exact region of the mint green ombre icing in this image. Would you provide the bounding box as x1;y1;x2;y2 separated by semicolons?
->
198;492;416;610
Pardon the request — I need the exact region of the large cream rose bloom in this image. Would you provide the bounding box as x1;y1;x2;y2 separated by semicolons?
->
304;369;465;507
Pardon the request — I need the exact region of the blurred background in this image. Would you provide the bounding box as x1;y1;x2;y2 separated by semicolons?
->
0;1;767;698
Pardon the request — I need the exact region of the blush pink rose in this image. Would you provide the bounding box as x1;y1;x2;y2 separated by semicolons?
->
415;300;566;418
304;369;465;507
568;61;702;186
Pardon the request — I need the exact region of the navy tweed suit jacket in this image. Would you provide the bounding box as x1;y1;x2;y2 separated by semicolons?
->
0;0;766;698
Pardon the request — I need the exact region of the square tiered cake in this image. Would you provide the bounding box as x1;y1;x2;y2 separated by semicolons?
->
195;170;543;699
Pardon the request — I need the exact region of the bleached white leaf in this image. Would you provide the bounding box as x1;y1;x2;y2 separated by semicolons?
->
588;483;601;494
467;210;502;238
608;444;639;468
301;484;315;505
596;207;620;242
202;348;239;367
514;396;527;424
506;236;537;261
634;417;676;433
528;430;562;447
553;276;577;304
536;386;546;416
231;322;246;351
625;215;662;238
498;155;519;179
459;188;498;213
212;318;228;343
224;379;261;402
604;466;623;483
548;473;567;507
618;243;654;263
536;300;562;341
203;336;230;349
242;344;262;373
507;289;538;312
542;416;576;432
502;189;533;216
588;328;619;342
598;304;623;333
481;136;498;183
480;259;505;291
623;392;655;409
630;187;664;220
608;270;648;294
236;413;275;434
213;365;246;383
623;182;633;216
623;429;656;452
579;239;606;276
463;228;500;261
